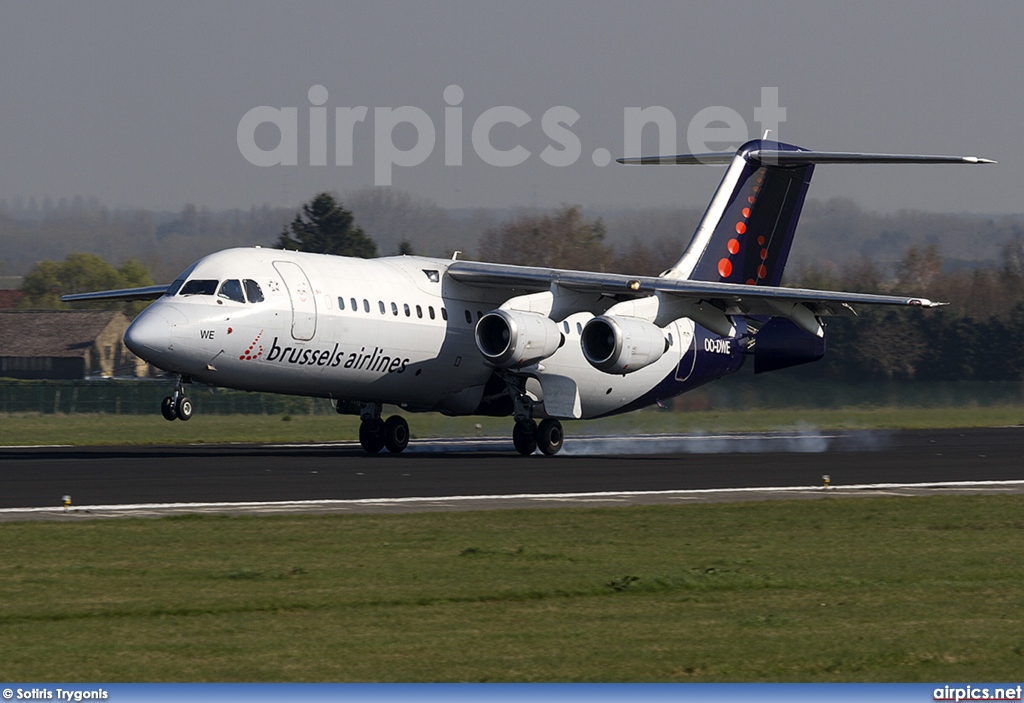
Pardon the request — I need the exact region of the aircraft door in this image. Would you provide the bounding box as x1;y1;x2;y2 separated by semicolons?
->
273;261;317;341
673;323;697;382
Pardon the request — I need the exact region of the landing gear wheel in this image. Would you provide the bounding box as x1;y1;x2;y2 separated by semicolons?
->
175;395;193;422
383;415;410;454
537;418;564;456
359;418;385;454
512;419;538;456
160;396;177;421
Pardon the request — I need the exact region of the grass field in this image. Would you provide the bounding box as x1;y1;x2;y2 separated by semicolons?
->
1;496;1023;681
3;403;1024;446
3;407;1022;681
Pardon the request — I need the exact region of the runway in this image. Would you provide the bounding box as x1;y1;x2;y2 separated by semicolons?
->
1;427;1023;519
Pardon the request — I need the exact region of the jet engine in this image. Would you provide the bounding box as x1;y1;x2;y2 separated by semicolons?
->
475;309;564;368
581;315;668;374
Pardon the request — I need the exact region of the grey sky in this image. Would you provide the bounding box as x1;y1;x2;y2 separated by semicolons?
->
0;1;1018;214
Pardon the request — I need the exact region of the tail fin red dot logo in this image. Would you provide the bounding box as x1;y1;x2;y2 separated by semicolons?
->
240;330;265;361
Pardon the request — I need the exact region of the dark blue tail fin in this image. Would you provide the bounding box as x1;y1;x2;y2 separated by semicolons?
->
665;139;812;286
686;141;812;286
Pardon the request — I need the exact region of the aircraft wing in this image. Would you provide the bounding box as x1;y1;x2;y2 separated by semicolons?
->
446;260;942;336
60;284;170;303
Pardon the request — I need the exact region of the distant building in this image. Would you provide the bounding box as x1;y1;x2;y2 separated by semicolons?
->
0;276;23;309
0;290;23;309
0;310;149;379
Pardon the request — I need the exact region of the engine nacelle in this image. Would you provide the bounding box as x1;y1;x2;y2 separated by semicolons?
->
475;309;564;368
581;315;668;374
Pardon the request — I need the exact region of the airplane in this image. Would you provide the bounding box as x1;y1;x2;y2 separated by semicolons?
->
62;138;994;456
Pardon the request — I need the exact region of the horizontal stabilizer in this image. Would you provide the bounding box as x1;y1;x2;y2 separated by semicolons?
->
618;150;996;166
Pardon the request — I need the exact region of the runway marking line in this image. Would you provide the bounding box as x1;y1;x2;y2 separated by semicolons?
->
3;479;1024;516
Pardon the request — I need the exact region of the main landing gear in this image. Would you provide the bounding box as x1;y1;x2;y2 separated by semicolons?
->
160;377;193;422
504;372;564;456
354;403;409;454
512;418;564;456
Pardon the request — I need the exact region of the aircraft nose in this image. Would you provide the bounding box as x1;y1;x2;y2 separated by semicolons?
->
124;307;178;362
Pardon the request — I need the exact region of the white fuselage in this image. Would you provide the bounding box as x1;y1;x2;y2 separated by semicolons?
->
126;248;709;419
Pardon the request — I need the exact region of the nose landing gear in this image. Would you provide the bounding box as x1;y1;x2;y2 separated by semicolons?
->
160;377;193;421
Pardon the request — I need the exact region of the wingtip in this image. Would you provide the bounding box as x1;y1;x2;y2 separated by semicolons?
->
965;157;997;164
910;299;948;308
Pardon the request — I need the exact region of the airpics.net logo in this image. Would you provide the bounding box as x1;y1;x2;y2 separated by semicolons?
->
237;86;787;185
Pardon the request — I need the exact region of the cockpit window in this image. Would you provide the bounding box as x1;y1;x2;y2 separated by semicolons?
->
243;279;264;303
218;279;245;303
179;279;218;296
166;279;186;297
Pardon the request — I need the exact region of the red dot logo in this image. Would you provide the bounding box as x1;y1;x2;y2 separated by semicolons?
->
240;331;265;361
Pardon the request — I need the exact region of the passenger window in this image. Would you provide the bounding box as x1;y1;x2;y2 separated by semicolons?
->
563;321;570;334
217;280;245;303
576;322;583;335
416;305;422;319
667;332;674;347
441;308;448;321
404;303;411;317
464;310;472;324
477;310;483;320
243;279;264;303
363;299;370;313
179;279;218;296
351;298;358;312
428;306;435;320
391;302;399;316
337;297;345;311
379;301;386;314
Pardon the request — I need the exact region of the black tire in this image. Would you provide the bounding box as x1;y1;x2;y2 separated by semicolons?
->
359;419;385;454
512;420;537;456
383;415;410;454
175;395;193;421
537;418;564;456
160;396;177;421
